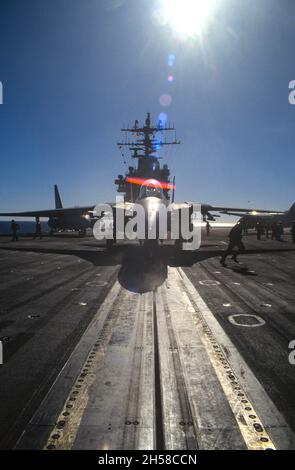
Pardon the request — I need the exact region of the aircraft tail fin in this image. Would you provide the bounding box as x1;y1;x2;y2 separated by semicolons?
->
288;202;295;216
54;184;63;209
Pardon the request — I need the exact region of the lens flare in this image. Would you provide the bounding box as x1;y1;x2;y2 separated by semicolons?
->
168;53;175;66
159;94;172;107
126;177;175;190
158;112;168;126
159;0;217;38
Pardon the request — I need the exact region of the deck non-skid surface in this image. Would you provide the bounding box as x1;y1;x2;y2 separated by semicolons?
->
0;231;295;449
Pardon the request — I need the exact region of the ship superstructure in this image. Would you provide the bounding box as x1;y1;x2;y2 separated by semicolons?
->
115;113;180;202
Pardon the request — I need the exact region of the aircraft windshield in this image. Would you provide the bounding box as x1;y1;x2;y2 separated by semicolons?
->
139;179;164;199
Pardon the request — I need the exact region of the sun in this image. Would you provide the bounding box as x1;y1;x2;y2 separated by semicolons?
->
159;0;217;38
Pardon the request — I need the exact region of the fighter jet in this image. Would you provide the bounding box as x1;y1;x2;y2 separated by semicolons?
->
0;114;284;248
224;203;295;229
0;185;95;236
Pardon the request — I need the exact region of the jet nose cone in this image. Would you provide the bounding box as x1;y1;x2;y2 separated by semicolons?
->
140;197;166;239
142;197;161;218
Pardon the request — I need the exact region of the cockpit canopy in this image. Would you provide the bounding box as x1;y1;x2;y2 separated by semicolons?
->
139;179;164;199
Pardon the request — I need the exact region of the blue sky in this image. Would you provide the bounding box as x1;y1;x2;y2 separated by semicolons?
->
0;0;294;216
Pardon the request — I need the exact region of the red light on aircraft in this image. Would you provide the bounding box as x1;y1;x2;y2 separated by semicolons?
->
126;177;175;190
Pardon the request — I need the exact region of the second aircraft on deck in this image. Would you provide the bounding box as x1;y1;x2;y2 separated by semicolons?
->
0;113;285;248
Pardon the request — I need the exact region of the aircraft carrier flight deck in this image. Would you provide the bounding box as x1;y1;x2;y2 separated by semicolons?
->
0;229;295;450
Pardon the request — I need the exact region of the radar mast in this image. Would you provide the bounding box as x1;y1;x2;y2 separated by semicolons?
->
115;112;180;201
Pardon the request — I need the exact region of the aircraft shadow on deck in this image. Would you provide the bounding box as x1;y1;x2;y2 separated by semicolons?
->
0;244;294;293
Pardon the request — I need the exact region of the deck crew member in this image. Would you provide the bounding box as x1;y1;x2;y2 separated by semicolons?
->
11;219;19;242
220;223;245;267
